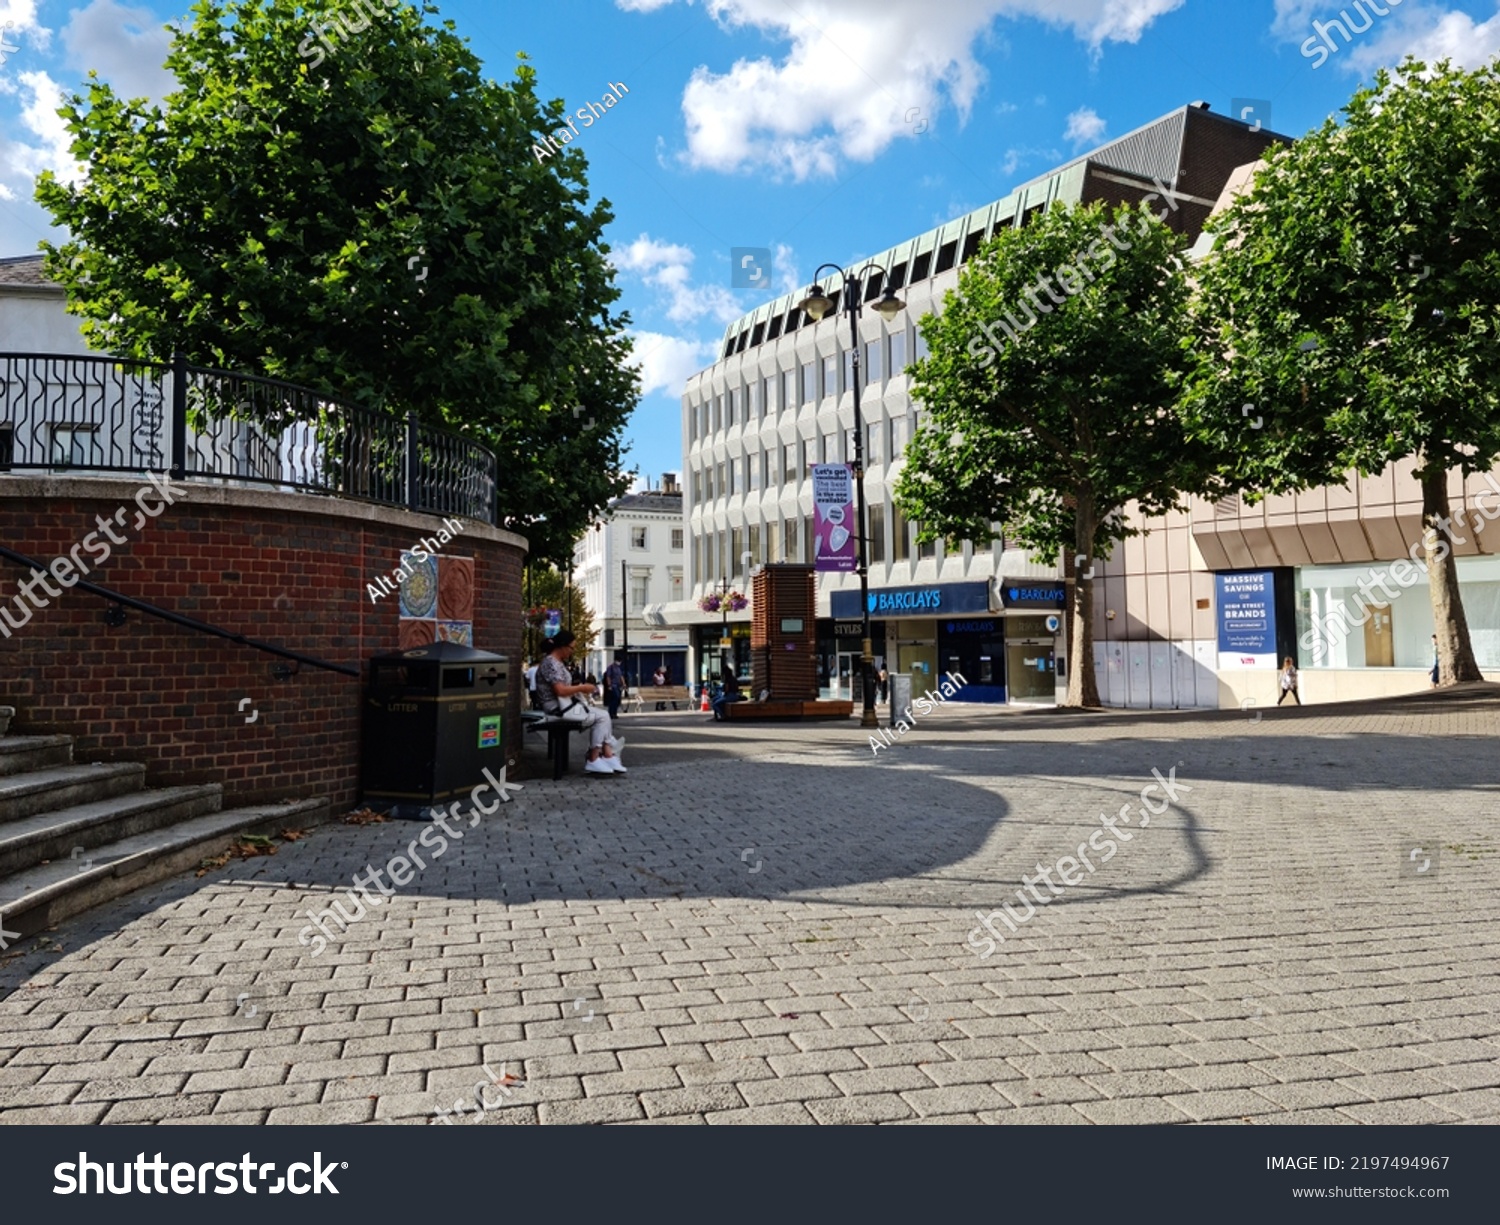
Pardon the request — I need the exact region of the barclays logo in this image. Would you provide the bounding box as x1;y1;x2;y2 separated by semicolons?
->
868;589;942;614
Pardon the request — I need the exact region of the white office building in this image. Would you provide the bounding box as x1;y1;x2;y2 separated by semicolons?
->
571;475;690;685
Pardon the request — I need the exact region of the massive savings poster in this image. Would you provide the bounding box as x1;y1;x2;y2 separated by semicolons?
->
813;464;856;572
1216;571;1277;669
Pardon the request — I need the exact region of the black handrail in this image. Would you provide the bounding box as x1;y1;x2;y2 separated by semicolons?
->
0;350;499;526
0;544;360;677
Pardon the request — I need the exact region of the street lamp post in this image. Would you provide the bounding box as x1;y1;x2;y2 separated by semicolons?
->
799;264;905;730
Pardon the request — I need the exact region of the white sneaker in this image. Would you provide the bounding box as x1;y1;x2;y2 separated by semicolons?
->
605;756;628;773
584;758;617;776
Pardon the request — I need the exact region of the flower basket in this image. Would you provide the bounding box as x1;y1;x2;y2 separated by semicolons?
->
699;591;747;614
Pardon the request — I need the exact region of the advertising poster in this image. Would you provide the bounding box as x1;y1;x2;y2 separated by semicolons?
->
1216;571;1277;669
812;463;857;573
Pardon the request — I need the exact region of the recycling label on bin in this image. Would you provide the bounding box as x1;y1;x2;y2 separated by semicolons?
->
478;716;501;748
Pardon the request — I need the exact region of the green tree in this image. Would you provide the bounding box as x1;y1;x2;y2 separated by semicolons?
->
1186;59;1500;684
34;0;636;564
897;201;1220;707
523;566;595;664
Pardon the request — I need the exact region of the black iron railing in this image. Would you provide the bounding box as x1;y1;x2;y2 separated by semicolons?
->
0;351;498;525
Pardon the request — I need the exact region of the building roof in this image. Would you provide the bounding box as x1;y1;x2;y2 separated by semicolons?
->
715;102;1290;348
0;255;52;287
611;491;683;515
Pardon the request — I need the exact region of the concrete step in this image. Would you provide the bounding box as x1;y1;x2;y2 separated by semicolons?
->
0;762;145;824
0;734;75;777
0;797;331;943
0;783;224;878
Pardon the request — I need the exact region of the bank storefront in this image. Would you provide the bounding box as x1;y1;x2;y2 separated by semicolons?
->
828;579;1066;705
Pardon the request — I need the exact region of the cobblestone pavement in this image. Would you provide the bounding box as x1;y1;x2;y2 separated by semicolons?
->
2;689;1498;1125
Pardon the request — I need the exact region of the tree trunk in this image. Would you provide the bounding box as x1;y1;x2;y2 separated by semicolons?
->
1421;465;1484;684
1065;498;1101;708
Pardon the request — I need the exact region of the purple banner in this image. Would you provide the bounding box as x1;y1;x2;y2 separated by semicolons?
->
813;464;857;573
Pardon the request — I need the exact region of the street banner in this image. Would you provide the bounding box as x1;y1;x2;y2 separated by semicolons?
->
813;463;857;572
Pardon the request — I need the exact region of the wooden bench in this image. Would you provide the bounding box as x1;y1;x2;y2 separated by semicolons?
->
522;710;588;779
724;699;854;721
645;684;694;711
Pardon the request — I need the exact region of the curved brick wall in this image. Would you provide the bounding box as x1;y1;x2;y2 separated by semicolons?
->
0;475;526;810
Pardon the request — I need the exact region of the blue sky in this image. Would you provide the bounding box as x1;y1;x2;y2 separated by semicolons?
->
3;0;1499;479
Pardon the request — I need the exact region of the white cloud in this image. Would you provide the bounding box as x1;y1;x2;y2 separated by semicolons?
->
62;0;174;104
0;0;52;48
1063;105;1107;147
0;69;77;252
623;0;1185;180
1346;3;1500;73
1273;0;1500;73
9;70;78;182
627;330;718;397
612;232;742;325
1000;144;1061;178
772;241;799;296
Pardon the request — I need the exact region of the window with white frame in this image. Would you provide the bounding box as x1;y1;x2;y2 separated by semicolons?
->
50;424;102;467
630;571;651;610
671;527;683;550
631;526;648;549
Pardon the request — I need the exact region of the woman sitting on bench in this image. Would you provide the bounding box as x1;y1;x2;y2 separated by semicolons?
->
537;631;626;775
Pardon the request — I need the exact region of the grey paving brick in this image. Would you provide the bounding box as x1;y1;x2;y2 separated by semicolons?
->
806;1094;916;1124
639;1085;746;1117
703;1103;816;1124
538;1094;646;1125
1164;1090;1287;1121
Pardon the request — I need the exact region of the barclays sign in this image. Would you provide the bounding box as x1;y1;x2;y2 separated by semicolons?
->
831;581;991;620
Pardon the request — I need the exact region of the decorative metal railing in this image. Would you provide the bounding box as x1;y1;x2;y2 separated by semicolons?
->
0;351;498;525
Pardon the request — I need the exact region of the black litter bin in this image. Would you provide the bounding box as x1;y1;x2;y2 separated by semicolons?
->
362;642;508;818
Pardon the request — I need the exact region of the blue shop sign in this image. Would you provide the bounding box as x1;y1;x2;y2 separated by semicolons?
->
1000;581;1066;610
830;581;991;619
1216;570;1276;656
943;620;999;635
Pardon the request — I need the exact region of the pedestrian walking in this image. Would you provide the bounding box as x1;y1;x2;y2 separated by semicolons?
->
1431;634;1441;688
652;665;668;711
525;659;540;711
1276;657;1300;705
604;658;625;720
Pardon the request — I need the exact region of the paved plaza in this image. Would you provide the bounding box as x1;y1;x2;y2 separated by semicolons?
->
2;690;1498;1125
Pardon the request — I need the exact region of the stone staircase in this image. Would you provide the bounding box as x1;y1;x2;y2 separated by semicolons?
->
0;705;329;947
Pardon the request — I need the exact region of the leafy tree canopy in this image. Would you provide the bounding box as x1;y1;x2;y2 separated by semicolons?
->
897;200;1217;703
1186;58;1500;682
35;0;637;564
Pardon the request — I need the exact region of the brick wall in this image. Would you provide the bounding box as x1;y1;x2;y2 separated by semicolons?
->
0;477;527;810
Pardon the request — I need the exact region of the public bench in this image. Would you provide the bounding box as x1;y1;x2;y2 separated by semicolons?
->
521;710;588;779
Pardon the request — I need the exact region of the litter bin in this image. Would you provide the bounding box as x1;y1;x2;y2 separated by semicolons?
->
362;641;507;818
